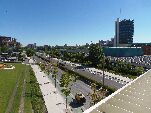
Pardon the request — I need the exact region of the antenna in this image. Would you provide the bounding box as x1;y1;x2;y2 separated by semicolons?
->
120;8;121;18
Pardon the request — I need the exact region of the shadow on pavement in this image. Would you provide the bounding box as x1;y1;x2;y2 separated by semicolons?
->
69;99;84;108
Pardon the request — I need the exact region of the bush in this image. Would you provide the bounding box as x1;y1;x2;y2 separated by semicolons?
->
29;68;47;113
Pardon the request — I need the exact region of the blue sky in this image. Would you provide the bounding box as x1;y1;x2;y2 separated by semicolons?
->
0;0;151;46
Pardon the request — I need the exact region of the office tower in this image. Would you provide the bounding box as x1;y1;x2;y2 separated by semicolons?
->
114;18;134;47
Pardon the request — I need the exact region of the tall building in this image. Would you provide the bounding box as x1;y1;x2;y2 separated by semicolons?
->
114;18;134;47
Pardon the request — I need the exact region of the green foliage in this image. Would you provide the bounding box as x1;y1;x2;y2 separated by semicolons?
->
99;58;145;78
39;63;45;71
61;88;70;97
29;68;47;113
52;67;58;88
53;67;58;74
0;45;8;52
88;43;103;66
60;72;71;88
134;66;144;76
26;49;35;57
73;74;80;82
24;66;32;113
128;75;137;79
90;82;100;104
91;83;97;92
59;72;72;110
0;64;33;113
59;65;115;94
49;48;61;58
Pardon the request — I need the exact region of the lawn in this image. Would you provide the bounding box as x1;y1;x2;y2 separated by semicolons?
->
0;63;32;113
24;65;33;113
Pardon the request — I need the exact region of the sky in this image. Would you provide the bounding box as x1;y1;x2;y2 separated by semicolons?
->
0;0;151;46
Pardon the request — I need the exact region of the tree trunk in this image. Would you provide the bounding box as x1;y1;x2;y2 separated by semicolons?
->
55;75;56;88
66;96;67;110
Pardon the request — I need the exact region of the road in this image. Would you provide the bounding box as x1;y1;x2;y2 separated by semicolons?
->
35;52;131;89
65;63;124;89
50;58;125;90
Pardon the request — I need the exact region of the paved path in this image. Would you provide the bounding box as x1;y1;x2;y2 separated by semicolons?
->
31;64;72;113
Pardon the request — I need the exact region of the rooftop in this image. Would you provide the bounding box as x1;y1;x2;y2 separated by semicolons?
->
84;69;151;113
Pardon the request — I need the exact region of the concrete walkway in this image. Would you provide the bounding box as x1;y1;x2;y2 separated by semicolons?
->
31;64;70;113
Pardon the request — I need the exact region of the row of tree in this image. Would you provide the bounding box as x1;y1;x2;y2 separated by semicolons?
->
38;61;72;110
101;59;144;77
60;43;144;77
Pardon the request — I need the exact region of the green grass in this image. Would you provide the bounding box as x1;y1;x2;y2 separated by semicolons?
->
0;63;33;113
24;66;32;113
11;65;27;113
0;63;47;113
0;63;22;113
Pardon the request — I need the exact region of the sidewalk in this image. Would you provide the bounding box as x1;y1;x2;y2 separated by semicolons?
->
31;64;72;113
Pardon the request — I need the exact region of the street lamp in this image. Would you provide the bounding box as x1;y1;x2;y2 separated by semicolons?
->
102;53;105;89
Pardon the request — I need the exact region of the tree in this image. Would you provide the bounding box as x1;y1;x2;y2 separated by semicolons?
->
63;51;70;61
46;69;50;75
98;53;106;89
26;48;35;57
49;48;61;58
18;52;24;61
73;74;80;82
90;83;98;105
135;66;144;76
88;43;103;67
0;45;8;52
15;44;22;52
59;72;72;110
61;88;70;109
60;72;71;87
39;63;45;71
104;57;112;70
125;63;132;75
52;67;58;88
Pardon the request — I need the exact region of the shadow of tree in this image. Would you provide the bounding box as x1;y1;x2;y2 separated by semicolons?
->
69;99;84;108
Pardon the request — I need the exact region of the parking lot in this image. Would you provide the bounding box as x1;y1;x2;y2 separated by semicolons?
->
109;56;151;69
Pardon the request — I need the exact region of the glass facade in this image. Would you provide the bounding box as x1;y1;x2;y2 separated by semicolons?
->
103;47;144;57
119;19;134;44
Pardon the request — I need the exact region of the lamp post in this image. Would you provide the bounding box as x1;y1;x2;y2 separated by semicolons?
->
102;53;105;89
